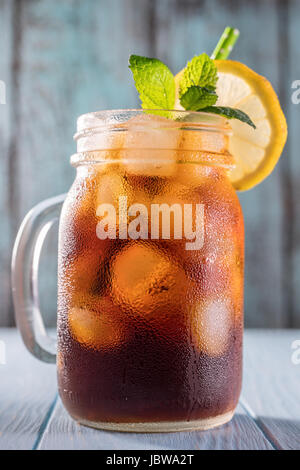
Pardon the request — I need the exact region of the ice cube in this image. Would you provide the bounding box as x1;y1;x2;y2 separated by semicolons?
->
174;163;212;189
75;127;125;177
191;299;233;356
175;117;232;186
111;243;187;320
68;298;127;350
179;127;227;155
151;182;187;241
62;244;111;301
122;114;180;177
95;171;127;236
77;125;124;155
59;175;100;258
96;171;154;239
96;172;127;207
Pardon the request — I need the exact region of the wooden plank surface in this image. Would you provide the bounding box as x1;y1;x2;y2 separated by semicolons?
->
37;401;273;450
241;329;300;450
0;0;14;326
2;328;300;450
0;329;57;450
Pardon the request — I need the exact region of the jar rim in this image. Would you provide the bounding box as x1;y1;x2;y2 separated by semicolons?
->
74;109;232;140
72;109;234;170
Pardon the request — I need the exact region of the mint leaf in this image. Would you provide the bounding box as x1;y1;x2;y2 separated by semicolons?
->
180;86;217;111
129;55;175;112
201;106;256;128
179;53;218;97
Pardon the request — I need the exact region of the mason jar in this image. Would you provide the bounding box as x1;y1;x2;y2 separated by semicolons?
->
12;110;244;432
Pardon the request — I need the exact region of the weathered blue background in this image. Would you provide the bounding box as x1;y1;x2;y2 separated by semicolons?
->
0;0;298;327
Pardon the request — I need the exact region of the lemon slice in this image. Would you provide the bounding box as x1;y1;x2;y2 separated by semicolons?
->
175;60;287;191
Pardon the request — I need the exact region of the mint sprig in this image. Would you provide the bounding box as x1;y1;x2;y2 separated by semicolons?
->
129;53;256;128
129;55;175;114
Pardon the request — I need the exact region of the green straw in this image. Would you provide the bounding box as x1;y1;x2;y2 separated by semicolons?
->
211;26;240;60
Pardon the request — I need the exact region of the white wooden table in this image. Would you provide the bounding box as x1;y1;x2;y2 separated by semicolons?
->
0;329;299;450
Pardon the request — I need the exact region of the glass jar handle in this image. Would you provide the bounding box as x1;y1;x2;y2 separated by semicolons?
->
11;194;67;363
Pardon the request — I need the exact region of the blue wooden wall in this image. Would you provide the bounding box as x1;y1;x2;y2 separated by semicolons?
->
0;0;298;327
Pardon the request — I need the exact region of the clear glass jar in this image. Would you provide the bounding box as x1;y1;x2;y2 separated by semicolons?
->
12;110;244;432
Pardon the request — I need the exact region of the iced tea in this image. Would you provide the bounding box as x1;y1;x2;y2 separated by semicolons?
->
57;111;244;431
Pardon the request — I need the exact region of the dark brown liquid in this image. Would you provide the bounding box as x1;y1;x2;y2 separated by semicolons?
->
58;320;242;423
57;165;244;424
